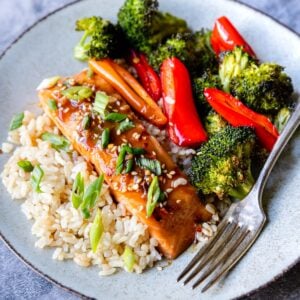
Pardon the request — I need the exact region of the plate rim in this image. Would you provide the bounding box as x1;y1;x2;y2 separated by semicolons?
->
0;0;299;298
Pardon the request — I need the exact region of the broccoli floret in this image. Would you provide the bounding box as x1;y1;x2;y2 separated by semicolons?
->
230;63;294;114
148;33;194;70
148;30;218;75
274;107;291;133
117;0;189;54
219;46;255;92
204;110;227;136
193;29;219;74
193;71;222;114
188;126;256;200
74;16;124;61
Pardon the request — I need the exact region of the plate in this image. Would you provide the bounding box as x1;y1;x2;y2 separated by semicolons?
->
0;0;299;299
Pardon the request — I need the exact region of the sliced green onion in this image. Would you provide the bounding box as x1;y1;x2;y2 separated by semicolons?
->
146;176;164;217
17;160;34;172
136;157;162;176
89;209;104;253
72;173;85;209
31;165;44;193
9;112;24;131
131;147;145;155
82;207;90;219
104;112;127;122
122;246;135;272
81;175;104;219
101;128;110;149
118;119;135;133
36;76;60;90
116;144;145;174
61;86;93;101
122;144;145;155
116;146;127;175
82;115;91;130
124;158;134;174
47;99;57;111
93;92;109;117
41;132;70;152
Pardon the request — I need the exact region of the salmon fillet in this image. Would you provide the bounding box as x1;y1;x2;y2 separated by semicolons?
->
39;70;211;259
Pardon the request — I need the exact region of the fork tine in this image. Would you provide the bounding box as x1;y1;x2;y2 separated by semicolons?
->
192;227;249;290
201;229;255;292
183;221;238;285
177;218;230;282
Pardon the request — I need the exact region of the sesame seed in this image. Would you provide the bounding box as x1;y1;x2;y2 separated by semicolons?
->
176;199;182;204
131;171;138;176
136;177;142;184
170;171;176;175
132;184;139;190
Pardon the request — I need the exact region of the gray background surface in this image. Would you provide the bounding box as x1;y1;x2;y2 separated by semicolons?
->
0;0;299;299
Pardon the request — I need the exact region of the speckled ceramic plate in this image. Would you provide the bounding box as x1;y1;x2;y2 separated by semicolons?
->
0;0;299;299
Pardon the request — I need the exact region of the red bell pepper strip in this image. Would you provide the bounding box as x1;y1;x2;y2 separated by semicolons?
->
204;88;279;151
130;50;162;102
211;16;256;57
161;57;208;147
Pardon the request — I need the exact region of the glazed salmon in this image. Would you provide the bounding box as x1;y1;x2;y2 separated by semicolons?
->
39;70;211;259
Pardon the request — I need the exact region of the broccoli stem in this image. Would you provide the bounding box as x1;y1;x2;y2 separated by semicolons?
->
228;168;254;200
74;31;89;61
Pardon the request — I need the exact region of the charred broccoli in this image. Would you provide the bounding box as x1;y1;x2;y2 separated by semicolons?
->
219;46;255;92
188;126;256;200
230;63;293;114
193;70;222;114
117;0;189;54
204;110;227;136
74;16;124;61
149;30;218;74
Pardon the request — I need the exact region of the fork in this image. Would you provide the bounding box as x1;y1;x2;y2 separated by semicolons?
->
177;104;300;292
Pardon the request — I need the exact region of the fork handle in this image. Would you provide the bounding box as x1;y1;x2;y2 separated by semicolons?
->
255;104;300;201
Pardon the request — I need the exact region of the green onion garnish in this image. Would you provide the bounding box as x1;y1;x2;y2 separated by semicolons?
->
122;246;135;272
131;147;145;155
115;145;145;174
47;99;57;111
82;115;91;130
9;112;24;131
101;128;110;149
104;112;127;122
146;176;164;217
124;158;134;174
136;157;162;176
31;165;44;193
89;209;104;253
61;86;93;101
116;146;127;175
37;76;60;90
81;175;104;219
93;91;109;117
17;160;34;172
72;173;85;209
118;119;135;133
41;132;70;152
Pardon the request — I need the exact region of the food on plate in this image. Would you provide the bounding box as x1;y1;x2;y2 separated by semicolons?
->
38;70;211;259
1;0;295;276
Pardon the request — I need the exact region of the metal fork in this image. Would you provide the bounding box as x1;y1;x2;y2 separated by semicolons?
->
177;104;300;292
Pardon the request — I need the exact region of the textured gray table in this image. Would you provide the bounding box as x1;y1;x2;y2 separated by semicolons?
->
0;0;299;299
